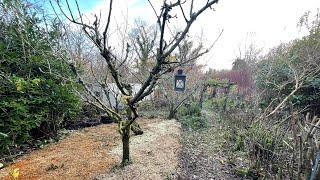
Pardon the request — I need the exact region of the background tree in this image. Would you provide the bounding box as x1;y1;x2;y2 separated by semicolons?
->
129;20;158;80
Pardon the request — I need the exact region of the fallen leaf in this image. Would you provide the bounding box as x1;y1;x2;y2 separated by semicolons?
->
10;168;20;179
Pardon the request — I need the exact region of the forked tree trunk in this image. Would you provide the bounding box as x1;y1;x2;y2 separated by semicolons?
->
122;126;130;165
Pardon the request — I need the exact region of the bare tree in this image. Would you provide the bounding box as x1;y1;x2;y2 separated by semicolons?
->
53;0;220;165
129;20;158;80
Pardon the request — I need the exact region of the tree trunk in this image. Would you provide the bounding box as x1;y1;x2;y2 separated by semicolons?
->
168;110;176;119
122;126;130;165
168;103;176;119
223;86;230;112
199;85;207;109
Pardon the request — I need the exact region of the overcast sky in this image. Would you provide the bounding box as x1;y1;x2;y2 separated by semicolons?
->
67;0;320;70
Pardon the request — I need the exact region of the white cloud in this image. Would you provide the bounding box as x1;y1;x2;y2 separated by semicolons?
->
83;0;320;70
192;0;320;69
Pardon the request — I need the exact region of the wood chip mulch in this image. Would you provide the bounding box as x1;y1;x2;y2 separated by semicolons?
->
0;118;181;180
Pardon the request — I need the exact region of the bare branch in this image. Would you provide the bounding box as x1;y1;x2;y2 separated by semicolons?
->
131;0;219;105
103;0;113;49
179;3;188;22
163;0;219;58
190;0;194;17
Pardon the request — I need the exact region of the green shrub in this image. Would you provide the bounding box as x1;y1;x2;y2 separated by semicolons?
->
178;102;201;117
245;123;285;173
180;115;208;130
0;1;80;154
177;102;207;130
235;132;245;151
